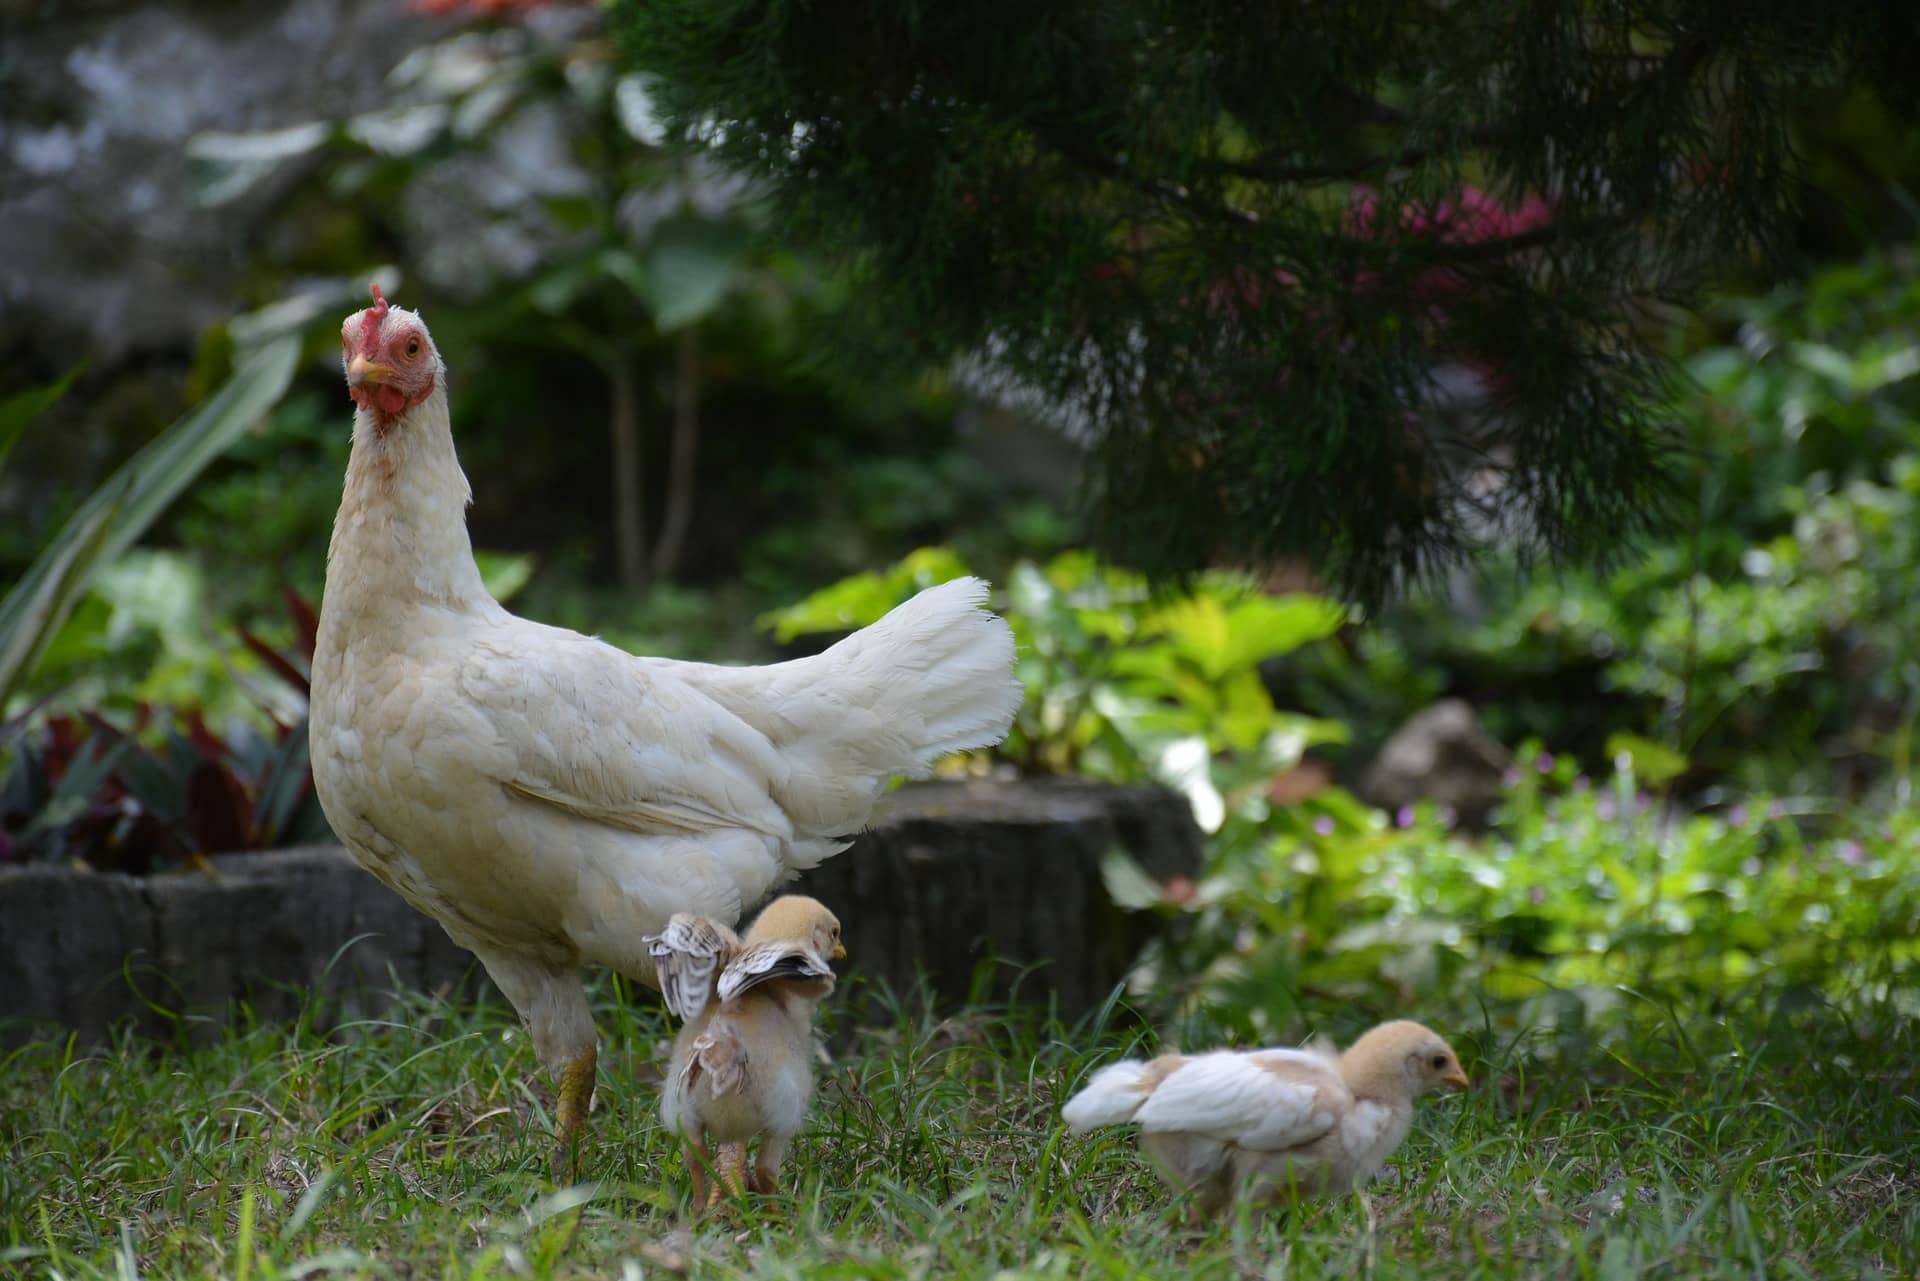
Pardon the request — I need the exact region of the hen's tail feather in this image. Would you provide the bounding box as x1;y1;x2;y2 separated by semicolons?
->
820;576;1021;765
671;576;1021;855
1062;1059;1165;1132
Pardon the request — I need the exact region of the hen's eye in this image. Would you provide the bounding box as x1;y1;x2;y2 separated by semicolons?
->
406;337;422;358
1430;1054;1448;1070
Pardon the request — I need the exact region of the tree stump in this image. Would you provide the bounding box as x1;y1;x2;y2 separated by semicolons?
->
793;777;1202;1021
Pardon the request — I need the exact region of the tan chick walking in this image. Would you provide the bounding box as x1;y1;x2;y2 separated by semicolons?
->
648;895;844;1210
309;287;1020;1179
1062;1020;1468;1220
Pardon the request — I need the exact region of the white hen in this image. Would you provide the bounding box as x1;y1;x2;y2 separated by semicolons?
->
309;286;1022;1173
1063;1021;1468;1218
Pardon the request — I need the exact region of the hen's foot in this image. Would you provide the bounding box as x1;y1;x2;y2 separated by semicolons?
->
551;1043;598;1182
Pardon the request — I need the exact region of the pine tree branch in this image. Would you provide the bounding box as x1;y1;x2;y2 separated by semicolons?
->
1217;130;1507;184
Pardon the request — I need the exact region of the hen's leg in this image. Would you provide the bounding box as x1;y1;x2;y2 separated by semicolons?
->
475;950;600;1181
553;1042;598;1179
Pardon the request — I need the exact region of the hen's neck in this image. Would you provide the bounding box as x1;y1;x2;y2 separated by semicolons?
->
324;385;493;618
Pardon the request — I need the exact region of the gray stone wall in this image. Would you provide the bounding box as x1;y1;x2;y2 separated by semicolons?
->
0;779;1199;1046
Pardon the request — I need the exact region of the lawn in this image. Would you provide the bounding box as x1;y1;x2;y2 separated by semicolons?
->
4;971;1915;1280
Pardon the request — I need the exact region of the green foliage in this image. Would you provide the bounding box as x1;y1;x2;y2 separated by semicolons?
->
779;545;1919;1047
759;547;973;642
764;549;1345;814
0;331;301;716
1136;755;1919;1045
166;392;351;620
0;364;83;474
0;594;330;870
614;0;1920;599
1305;250;1920;794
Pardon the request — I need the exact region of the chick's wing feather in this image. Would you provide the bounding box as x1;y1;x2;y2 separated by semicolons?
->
456;625;798;842
647;913;741;1022
1134;1050;1348;1152
716;940;836;1003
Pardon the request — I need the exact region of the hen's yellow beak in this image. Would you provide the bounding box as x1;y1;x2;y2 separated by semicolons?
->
1441;1067;1470;1090
831;943;847;961
348;355;395;386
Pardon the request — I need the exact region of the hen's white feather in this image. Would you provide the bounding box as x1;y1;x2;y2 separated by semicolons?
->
310;340;1022;1074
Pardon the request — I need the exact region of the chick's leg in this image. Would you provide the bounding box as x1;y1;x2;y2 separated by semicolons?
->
475;950;600;1181
750;1134;792;1195
705;1142;749;1211
682;1126;711;1209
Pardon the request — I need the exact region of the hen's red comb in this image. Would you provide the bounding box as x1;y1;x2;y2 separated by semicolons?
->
358;282;389;355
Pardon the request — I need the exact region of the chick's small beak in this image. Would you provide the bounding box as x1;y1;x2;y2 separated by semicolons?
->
831;943;847;961
1442;1067;1470;1090
347;355;394;386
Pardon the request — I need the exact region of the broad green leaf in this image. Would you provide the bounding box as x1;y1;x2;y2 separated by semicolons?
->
529;256;599;316
642;216;750;331
0;484;123;712
614;74;669;146
758;547;973;642
1788;341;1855;386
1604;732;1690;787
186;122;331;208
0;332;300;711
474;550;535;604
1155;734;1224;832
1143;591;1344;680
0;364;85;474
253;716;314;847
597;246;650;299
345;103;451;157
1099;846;1168;912
1215;667;1280;751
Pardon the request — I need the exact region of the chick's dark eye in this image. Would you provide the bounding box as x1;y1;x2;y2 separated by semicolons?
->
1431;1054;1448;1069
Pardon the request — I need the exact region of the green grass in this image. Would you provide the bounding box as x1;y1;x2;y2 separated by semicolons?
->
3;979;1916;1280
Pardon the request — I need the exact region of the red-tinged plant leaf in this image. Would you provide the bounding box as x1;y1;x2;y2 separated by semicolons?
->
184;710;229;763
186;759;254;854
239;626;310;696
120;811;189;876
85;712;189;825
253;715;315;845
43;715;82;781
284;590;319;660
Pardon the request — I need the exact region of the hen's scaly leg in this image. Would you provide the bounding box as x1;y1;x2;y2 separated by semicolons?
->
472;950;600;1182
553;1043;598;1181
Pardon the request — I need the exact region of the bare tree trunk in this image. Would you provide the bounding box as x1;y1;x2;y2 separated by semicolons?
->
651;326;701;582
610;361;646;590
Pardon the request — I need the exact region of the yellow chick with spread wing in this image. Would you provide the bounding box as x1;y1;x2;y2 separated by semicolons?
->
647;895;844;1209
1063;1020;1468;1218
